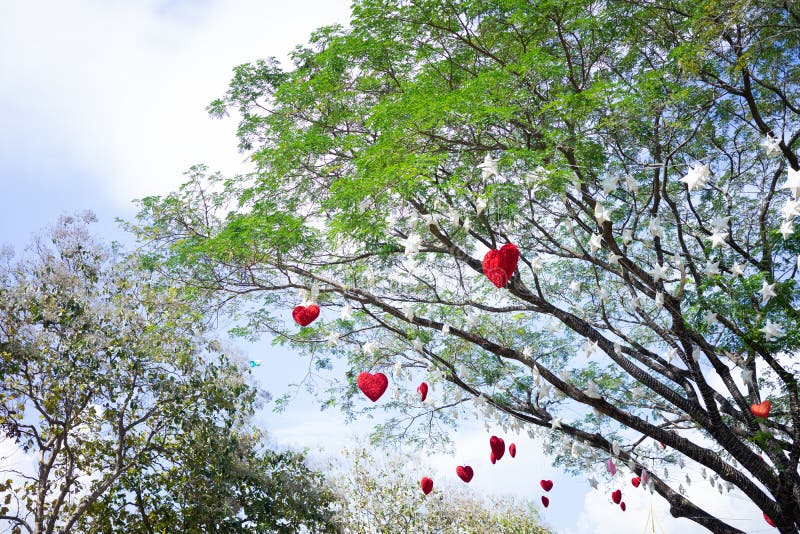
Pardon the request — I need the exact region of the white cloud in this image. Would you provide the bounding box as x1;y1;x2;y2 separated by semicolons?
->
0;0;351;207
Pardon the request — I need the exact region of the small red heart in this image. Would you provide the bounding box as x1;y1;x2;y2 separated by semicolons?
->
620;502;626;512
489;435;505;461
490;452;496;464
292;304;320;327
631;477;640;488
540;479;553;492
764;513;775;527
751;400;771;418
509;443;517;458
611;489;622;504
456;465;474;483
420;477;433;495
357;372;388;402
482;244;520;288
541;496;549;508
417;382;428;402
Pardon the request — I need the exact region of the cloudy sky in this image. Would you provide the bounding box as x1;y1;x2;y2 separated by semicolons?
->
0;1;767;532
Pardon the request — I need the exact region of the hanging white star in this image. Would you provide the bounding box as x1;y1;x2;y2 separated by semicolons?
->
393;362;403;378
588;476;599;489
709;215;730;231
539;383;552;398
584;339;599;357
601;175;619;195
546;318;561;332
595;203;611;225
680;162;711;192
731;263;745;277
703;260;720;277
608;252;622;265
612;440;620;456
664;347;678;362
780;220;795;239
648;263;669;282
625;174;639;194
655;292;665;309
708;230;728;249
760;319;784;341
475;198;488;215
691;345;702;362
622;228;633;245
758;280;777;305
740;368;754;386
448;208;460;226
780;199;800;221
649;218;664;239
441;323;450;335
585;381;601;399
326;332;341;347
462;216;471;233
477;154;500;180
402;234;422;257
531;255;544;271
362;341;378;355
589;234;603;253
341;304;353;321
550;417;562;430
569;280;581;293
413;339;424;353
704;312;719;325
781;168;800;199
523;346;533;358
761;134;781;156
403;303;414;321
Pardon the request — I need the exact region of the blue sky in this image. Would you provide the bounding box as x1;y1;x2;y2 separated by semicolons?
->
0;2;766;532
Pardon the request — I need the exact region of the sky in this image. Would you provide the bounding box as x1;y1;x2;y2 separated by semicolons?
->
0;1;770;532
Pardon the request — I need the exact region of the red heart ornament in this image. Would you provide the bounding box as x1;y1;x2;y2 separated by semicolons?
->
509;443;517;458
417;382;428;402
490;452;496;464
489;435;505;461
420;477;433;495
620;502;626;512
541;496;549;508
456;465;474;483
540;479;553;492
631;477;640;488
292;304;320;327
764;513;775;527
482;243;520;288
750;400;771;418
357;372;388;402
611;489;622;504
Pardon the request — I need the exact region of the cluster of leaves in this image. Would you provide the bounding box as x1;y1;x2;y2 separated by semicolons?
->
129;1;800;532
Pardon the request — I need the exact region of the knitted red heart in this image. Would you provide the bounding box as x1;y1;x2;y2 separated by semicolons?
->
750;400;771;418
541;496;549;508
764;513;775;527
489;436;505;460
417;382;428;402
292;304;320;327
540;479;553;492
631;477;640;488
490;452;496;464
456;465;474;483
620;502;626;512
611;489;622;504
357;372;388;402
509;443;517;458
420;477;433;495
482;243;519;288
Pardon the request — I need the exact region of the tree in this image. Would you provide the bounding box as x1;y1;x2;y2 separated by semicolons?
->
329;444;548;533
130;0;800;531
0;213;338;533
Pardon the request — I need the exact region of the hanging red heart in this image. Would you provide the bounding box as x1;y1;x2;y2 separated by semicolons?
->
417;382;428;402
490;452;497;464
540;479;553;492
631;477;640;488
420;477;433;495
750;400;771;418
541;496;549;508
509;443;517;458
292;304;320;327
482;243;520;288
357;372;388;402
764;513;775;527
611;489;622;504
620;502;626;512
489;436;505;461
456;465;474;483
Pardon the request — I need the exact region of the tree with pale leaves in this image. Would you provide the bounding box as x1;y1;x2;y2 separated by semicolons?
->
130;1;800;532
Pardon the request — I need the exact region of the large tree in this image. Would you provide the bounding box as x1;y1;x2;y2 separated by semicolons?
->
0;213;338;533
131;0;800;532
